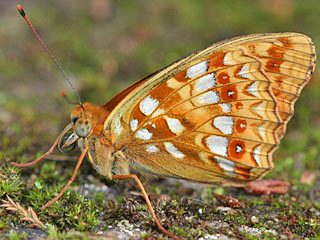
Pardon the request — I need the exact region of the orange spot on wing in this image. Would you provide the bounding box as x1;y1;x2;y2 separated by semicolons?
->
221;85;238;101
277;37;293;48
174;70;188;82
208;51;226;69
235;102;243;110
267;45;285;59
235;119;247;133
217;72;230;84
265;59;284;73
228;140;246;160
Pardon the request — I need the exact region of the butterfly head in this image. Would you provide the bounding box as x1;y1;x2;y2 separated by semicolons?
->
59;102;109;152
71;107;93;138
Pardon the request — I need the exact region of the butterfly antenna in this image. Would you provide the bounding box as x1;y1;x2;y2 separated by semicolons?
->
17;4;82;106
60;90;77;105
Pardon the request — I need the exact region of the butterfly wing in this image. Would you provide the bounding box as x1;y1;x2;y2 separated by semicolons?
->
103;33;316;186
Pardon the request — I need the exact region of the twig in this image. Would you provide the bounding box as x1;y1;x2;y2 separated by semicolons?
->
0;195;46;229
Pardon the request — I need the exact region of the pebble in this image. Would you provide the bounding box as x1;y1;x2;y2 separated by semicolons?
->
239;225;262;236
216;207;232;212
199;234;229;240
250;215;259;224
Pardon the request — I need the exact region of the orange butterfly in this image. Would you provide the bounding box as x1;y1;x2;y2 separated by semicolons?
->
13;4;316;240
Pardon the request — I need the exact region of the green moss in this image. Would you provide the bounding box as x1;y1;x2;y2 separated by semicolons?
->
7;230;28;240
0;166;23;198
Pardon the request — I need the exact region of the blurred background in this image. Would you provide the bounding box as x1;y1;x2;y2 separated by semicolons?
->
0;0;320;191
0;0;320;238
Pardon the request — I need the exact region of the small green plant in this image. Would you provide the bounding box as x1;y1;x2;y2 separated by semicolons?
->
8;229;28;240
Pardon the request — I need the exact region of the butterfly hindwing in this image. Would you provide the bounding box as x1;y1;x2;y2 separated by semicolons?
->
103;33;315;186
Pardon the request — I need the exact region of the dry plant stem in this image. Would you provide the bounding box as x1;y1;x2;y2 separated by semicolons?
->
10;123;73;167
0;196;45;228
40;147;88;210
113;174;181;240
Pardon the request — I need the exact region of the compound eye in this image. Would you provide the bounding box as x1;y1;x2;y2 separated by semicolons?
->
72;117;79;125
75;118;92;137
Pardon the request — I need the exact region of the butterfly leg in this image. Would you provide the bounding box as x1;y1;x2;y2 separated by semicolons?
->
112;174;180;240
244;179;290;194
40;147;88;210
11;123;73;167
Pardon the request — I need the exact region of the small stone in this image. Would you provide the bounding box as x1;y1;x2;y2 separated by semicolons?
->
239;225;262;236
251;215;259;224
267;220;273;225
217;206;232;212
216;206;237;215
101;185;108;192
310;208;320;216
185;216;194;221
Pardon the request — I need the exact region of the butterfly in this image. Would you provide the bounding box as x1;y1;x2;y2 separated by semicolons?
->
75;32;314;188
13;6;316;238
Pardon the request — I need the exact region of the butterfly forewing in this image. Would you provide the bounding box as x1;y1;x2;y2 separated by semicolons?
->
103;33;315;186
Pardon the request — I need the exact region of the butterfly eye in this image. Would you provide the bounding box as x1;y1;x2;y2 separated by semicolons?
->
75;118;92;137
72;117;79;125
